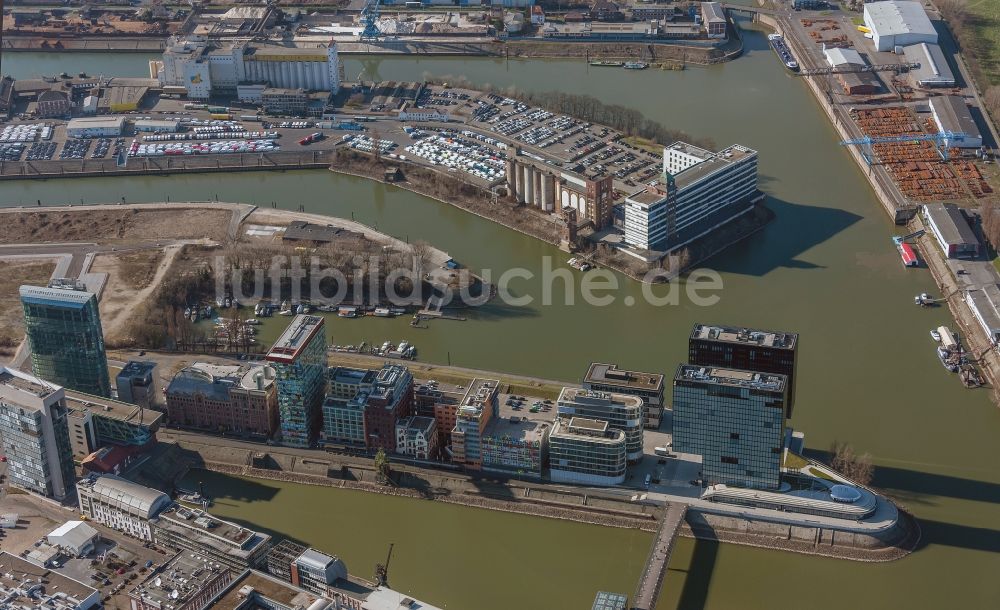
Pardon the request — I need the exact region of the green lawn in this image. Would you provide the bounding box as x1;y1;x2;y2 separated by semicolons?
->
964;0;1000;85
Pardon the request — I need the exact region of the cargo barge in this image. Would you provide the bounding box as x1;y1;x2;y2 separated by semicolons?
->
767;34;799;71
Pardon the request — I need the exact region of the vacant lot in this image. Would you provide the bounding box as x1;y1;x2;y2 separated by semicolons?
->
0;260;54;354
92;248;175;342
0;208;232;244
967;0;1000;85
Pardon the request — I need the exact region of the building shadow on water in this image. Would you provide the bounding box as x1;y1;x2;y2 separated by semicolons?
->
703;192;863;277
673;538;719;610
185;468;282;505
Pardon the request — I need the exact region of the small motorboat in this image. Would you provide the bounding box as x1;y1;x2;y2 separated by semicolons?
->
930;329;942;342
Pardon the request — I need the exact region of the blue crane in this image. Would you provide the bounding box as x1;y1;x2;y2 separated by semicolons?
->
360;0;382;41
840;131;970;164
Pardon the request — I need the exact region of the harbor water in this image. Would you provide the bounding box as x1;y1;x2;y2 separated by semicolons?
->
4;23;1000;610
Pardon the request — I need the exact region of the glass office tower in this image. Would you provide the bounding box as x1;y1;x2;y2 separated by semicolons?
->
266;315;327;447
20;283;110;398
672;365;787;490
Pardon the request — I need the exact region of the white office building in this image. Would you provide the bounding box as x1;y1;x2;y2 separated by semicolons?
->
0;369;76;501
624;142;759;252
863;1;937;52
159;36;341;100
549;417;627;486
76;475;173;541
556;387;644;462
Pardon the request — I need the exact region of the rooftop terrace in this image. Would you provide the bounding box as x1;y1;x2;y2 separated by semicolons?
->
266;315;324;363
691;323;798;349
675;365;787;393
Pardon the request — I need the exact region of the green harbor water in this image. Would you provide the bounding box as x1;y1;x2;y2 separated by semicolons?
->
4;23;1000;609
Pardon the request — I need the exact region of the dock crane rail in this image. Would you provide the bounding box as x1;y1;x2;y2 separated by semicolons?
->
840;131;970;164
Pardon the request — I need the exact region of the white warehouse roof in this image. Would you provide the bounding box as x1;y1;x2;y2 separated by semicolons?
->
47;521;98;550
825;47;865;67
864;1;936;39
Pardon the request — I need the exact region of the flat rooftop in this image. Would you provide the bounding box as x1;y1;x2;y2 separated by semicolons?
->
156;506;270;556
459;378;500;411
924;202;979;247
19;283;95;308
0;367;61;402
551;416;623;442
557;386;643;407
0;551;97;606
266;315;324;363
628;144;756;206
584;363;663;392
65;389;164;428
329;366;378;385
675;365;787;393
130;551;230;608
208;570;326;610
484;414;550;444
691;323;798;350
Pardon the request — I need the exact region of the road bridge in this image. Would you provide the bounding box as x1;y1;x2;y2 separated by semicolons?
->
631;502;688;610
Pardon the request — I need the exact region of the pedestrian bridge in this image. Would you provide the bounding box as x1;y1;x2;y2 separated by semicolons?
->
631;502;688;610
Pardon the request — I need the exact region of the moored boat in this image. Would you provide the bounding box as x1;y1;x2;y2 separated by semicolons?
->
767;34;799;71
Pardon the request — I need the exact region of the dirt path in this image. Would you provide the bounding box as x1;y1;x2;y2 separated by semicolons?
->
102;245;182;340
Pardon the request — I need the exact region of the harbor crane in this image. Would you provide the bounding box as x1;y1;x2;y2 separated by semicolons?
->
840;131;970;164
360;0;382;41
795;61;920;77
374;543;394;586
892;229;925;245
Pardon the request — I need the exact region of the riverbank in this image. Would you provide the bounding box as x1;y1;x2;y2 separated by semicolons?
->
760;14;1000;401
160;432;916;563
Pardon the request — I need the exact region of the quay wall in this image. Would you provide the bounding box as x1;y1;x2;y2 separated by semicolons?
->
168;439;915;562
755;14;914;224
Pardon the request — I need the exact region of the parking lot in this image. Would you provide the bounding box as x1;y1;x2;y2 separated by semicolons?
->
0;491;175;610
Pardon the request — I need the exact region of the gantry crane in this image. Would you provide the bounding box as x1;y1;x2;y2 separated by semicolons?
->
840;131;970;164
360;0;382;41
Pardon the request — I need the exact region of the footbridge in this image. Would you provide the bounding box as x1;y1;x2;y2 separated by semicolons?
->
631;502;688;610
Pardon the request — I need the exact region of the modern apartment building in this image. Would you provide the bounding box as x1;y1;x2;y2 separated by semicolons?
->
556;387;644;462
327;366;377;399
165;362;278;438
64;389;163;459
115;360;158;410
321;366;376;446
549;417;627;486
395;416;439;460
266;315;327;447
20;282;111;397
159;36;341;99
360;365;413;452
688;323;798;417
76;475;172;541
583;363;665;429
151;505;272;571
672;365;787;490
0;368;76;500
451;379;500;469
291;548;349;595
623;142;758;253
480;417;549;479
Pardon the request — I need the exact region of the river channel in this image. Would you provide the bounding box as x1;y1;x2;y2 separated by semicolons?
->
4;22;1000;609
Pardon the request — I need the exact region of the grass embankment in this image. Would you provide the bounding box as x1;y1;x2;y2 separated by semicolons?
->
0;261;54;354
963;0;1000;86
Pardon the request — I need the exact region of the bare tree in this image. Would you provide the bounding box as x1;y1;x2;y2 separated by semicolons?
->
830;441;875;486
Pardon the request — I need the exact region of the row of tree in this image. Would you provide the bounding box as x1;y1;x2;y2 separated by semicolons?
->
424;76;715;150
